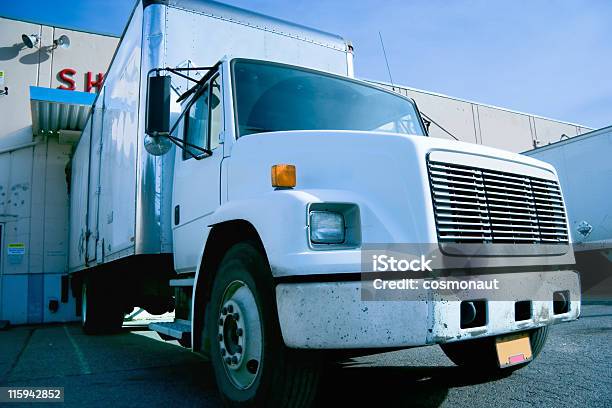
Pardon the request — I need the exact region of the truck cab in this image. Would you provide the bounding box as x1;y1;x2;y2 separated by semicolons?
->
143;56;581;405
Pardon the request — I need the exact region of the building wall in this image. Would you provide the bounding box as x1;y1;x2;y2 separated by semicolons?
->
0;18;118;324
0;17;118;149
372;81;593;152
0;137;76;324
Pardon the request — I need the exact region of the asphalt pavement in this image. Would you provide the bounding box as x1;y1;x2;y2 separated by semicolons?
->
0;304;610;407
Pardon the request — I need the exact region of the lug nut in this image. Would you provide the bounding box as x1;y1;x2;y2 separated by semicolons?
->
231;356;238;364
227;305;234;313
236;328;243;336
222;307;227;315
246;359;259;374
234;313;240;321
225;357;232;364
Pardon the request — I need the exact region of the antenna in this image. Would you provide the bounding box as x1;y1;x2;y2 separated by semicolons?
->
378;31;394;86
420;112;459;141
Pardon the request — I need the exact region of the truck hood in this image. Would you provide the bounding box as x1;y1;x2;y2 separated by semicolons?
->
225;130;560;244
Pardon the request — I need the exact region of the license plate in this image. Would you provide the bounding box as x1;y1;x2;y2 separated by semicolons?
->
495;333;533;368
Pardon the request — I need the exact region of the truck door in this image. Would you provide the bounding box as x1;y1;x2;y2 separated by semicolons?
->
172;73;224;272
86;89;105;264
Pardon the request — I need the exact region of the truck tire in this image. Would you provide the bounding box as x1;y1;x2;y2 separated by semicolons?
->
207;241;320;407
440;326;549;372
81;278;125;335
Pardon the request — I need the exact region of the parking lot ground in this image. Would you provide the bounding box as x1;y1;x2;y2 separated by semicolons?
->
0;304;610;407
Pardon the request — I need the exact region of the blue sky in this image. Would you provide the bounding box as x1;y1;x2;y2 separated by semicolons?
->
2;0;610;128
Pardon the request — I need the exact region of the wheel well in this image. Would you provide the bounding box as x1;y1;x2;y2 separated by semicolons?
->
192;219;267;352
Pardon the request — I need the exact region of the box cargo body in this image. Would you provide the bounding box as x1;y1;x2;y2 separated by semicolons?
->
68;0;353;273
524;125;612;299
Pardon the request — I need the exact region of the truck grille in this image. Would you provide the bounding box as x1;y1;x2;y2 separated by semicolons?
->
428;159;569;244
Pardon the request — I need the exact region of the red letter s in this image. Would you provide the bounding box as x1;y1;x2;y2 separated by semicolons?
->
58;68;76;90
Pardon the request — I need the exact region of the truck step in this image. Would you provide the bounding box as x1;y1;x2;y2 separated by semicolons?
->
169;277;194;287
149;320;191;346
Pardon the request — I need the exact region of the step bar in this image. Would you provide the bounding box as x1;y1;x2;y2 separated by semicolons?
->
149;319;192;347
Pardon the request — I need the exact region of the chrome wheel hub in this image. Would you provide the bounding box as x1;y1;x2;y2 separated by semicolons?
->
217;280;262;390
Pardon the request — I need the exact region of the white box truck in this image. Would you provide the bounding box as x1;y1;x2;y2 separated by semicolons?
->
525;126;612;300
68;0;581;405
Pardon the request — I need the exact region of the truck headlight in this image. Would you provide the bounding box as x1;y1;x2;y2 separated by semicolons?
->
309;211;345;244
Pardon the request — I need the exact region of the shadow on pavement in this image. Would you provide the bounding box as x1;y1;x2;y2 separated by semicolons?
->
317;362;512;407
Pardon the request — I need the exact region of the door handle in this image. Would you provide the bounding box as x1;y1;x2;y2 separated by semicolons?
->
174;205;180;225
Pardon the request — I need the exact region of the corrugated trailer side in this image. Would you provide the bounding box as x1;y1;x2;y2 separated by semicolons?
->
524;125;612;299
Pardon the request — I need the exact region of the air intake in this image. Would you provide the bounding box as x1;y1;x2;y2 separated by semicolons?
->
428;159;569;244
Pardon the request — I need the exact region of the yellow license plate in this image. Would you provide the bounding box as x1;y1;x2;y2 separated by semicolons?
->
495;333;533;368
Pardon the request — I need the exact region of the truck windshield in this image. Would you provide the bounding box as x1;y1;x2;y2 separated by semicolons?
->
232;60;426;137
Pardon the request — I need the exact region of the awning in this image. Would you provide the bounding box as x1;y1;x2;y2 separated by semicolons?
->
29;86;95;139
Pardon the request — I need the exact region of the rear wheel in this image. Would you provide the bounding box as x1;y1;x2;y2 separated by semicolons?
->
81;277;125;334
207;241;320;407
441;326;549;372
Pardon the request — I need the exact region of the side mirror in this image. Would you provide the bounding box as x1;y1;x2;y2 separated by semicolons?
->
145;75;172;156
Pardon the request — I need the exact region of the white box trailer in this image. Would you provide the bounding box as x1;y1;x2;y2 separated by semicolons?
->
69;0;581;405
524;125;612;300
68;0;353;316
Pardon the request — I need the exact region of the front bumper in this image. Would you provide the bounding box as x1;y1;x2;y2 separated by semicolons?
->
275;270;580;349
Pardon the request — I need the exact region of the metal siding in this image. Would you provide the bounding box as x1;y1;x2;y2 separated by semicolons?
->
164;6;348;76
0;153;11;215
135;4;165;255
405;89;478;143
87;97;103;263
43;142;71;273
532;117;582;147
477;105;534;152
166;0;347;51
27;273;44;323
1;275;28;324
371;80;592;153
96;5;143;260
0;147;33;324
4;148;33;276
38;25;54;88
0;18;41;149
29;88;95;135
28;141;47;275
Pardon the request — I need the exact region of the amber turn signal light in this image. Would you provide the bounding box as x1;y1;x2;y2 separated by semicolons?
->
271;164;296;188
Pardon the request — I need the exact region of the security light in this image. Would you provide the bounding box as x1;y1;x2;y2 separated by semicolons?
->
53;35;71;49
21;33;40;48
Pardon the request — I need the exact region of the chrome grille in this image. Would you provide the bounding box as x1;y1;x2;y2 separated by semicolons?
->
428;159;569;244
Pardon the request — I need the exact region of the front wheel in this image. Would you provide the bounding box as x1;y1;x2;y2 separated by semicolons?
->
440;326;550;372
207;241;320;407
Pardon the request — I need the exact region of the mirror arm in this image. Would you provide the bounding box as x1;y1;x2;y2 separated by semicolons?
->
163;134;212;160
147;64;220;103
148;66;216;82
